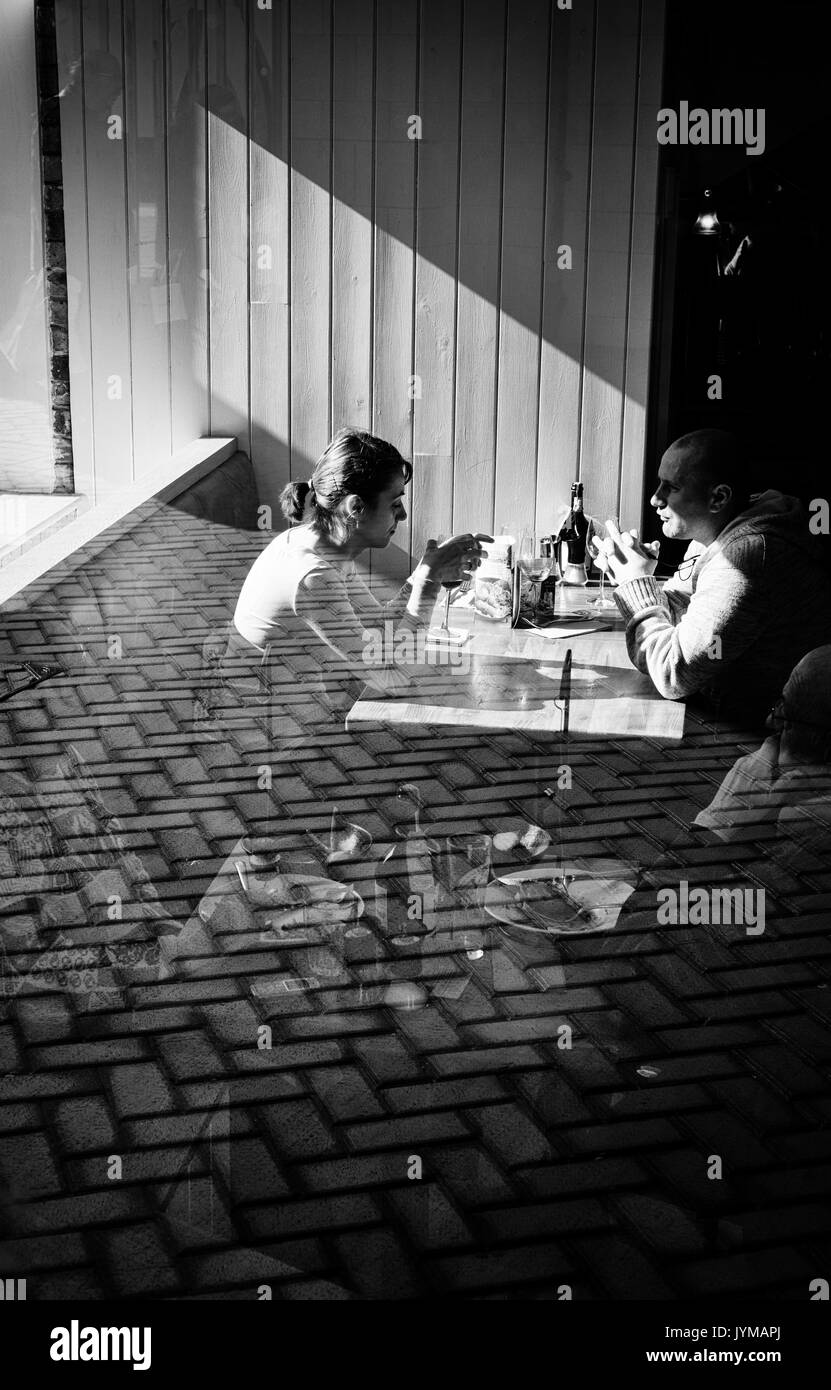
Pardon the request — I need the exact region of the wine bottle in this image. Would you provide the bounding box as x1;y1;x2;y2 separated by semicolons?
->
538;538;557;611
557;482;589;584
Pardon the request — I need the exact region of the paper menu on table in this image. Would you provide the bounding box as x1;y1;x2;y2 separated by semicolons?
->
347;694;686;740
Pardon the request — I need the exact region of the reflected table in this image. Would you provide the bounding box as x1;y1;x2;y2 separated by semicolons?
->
347;587;686;742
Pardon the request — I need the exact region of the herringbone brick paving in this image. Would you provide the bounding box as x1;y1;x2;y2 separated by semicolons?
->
1;499;830;1299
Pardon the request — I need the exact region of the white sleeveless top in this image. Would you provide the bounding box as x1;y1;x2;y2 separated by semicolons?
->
233;525;441;697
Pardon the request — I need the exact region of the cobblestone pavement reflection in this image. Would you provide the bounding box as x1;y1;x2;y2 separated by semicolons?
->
1;499;830;1300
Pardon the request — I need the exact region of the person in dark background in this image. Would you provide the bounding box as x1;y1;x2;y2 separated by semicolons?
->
592;429;831;722
694;644;831;858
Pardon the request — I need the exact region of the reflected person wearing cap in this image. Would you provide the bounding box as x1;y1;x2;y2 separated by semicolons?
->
695;644;831;847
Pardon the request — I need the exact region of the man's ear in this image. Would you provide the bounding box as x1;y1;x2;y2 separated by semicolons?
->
709;483;733;513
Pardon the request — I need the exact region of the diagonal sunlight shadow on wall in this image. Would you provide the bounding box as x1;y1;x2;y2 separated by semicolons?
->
185;0;660;543
54;0;661;558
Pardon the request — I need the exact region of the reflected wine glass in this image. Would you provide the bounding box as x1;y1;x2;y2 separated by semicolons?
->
591;515;621;610
439;833;492;958
518;532;551;615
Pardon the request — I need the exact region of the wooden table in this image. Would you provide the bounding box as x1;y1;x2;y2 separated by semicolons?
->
347;583;686;741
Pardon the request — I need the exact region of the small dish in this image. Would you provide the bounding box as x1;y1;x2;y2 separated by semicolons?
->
484;859;635;936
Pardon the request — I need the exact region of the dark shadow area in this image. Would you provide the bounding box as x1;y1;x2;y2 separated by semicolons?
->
648;0;831;562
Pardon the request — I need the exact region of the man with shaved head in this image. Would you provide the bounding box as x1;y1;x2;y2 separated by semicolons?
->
593;429;831;722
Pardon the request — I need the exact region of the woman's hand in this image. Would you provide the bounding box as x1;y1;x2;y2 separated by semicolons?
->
418;532;493;585
590;522;659;586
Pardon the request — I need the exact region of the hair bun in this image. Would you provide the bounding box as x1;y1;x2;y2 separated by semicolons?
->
279;479;311;525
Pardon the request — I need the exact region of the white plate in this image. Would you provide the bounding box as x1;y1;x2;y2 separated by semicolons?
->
484;859;636;935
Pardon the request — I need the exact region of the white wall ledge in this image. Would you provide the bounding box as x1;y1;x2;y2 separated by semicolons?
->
0;438;237;607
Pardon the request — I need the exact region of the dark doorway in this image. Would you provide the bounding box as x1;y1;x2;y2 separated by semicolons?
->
646;0;830;561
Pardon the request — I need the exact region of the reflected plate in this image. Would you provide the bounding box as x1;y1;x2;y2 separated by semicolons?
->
484;859;636;936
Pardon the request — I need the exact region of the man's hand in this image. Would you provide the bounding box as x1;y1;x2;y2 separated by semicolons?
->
590;521;660;586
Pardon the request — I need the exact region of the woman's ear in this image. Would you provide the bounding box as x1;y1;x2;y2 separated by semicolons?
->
342;494;366;523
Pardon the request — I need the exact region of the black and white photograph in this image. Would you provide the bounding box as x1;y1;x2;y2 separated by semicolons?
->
1;0;830;1356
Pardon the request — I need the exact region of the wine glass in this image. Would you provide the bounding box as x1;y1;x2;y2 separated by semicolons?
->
440;577;460;634
518;532;551;615
431;532;466;641
591;516;621;610
438;833;492;959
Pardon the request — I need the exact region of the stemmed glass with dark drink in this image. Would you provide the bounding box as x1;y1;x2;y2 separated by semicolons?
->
439;576;462;634
432;532;467;642
518;532;552;615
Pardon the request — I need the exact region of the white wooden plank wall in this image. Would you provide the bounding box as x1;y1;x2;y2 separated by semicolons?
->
410;0;461;560
579;0;641;521
331;0;373;439
206;0;249;457
58;0;664;540
619;0;665;525
452;0;506;545
536;0;595;535
493;0;550;538
290;0;331;483
249;0;290;517
167;0;209;457
372;0;417;578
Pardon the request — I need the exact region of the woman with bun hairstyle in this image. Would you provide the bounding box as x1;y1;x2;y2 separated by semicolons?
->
226;428;491;732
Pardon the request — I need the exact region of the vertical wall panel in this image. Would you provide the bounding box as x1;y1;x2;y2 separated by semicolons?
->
123;0;172;477
167;0;209;454
578;0;641;521
493;0;550;540
55;0;96;502
452;0;505;539
411;0;462;557
56;0;666;535
250;0;290;517
536;0;595;533
81;0;134;498
207;0;249;453
373;0;417;572
331;0;373;435
619;0;664;527
290;0;331;476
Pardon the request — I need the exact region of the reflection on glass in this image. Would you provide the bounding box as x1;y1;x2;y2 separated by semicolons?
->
438;833;492;958
0;1;53;491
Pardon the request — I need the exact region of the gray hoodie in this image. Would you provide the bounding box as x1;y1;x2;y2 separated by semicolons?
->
613;491;831;718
